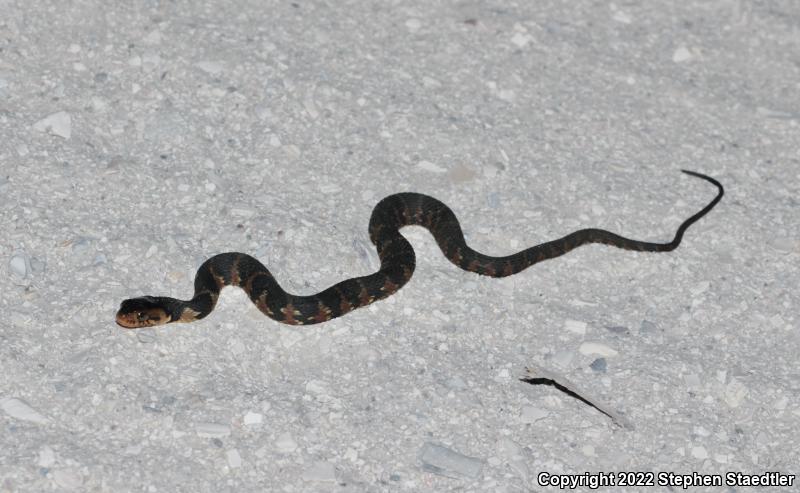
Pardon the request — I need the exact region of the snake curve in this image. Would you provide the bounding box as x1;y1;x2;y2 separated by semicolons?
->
116;170;723;328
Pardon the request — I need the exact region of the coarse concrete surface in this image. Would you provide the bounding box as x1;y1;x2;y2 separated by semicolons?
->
1;1;798;492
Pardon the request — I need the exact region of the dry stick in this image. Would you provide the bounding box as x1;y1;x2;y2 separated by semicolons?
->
520;365;635;430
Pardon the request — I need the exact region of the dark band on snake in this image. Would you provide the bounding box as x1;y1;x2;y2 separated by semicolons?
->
116;170;723;328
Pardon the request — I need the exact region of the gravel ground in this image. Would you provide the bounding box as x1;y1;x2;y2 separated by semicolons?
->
2;1;799;492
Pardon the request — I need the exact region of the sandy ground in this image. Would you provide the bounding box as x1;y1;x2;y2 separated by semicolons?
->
1;1;799;492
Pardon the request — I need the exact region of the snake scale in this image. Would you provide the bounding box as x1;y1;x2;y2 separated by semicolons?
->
116;170;723;328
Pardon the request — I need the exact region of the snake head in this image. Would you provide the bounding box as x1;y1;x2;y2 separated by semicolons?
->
115;296;171;328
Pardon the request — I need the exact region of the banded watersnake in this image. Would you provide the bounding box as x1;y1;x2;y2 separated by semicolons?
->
116;170;723;328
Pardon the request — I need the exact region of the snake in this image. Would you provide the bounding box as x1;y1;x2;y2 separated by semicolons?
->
116;170;723;328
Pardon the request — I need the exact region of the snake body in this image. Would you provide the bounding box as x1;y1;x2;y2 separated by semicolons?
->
116;170;723;328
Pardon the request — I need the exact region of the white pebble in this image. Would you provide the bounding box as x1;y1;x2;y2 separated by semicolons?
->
672;46;693;63
38;446;56;467
275;432;298;453
243;411;263;425
613;11;632;24
52;468;82;490
578;342;618;358
9;253;28;278
318;183;341;194
302;461;336;482
405;18;422;32
691;445;708;460
32;111;72;139
497;89;515;102
196;61;225;75
520;405;549;423
724;378;748;408
143;29;162;45
510;32;532;48
226;449;243;468
418;442;483;479
417;160;446;173
564;319;587;335
195;422;230;437
0;397;49;424
551;349;574;368
305;379;330;395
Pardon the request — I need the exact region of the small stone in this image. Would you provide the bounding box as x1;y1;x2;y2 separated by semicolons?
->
448;163;476;184
417;160;446;173
724;378;748;408
9;253;28;278
195;422;231;437
551;349;574;368
684;373;702;389
691;445;708;460
672;46;693;63
243;411;263;425
564;319;587;335
497;89;515;102
589;358;607;373
418;442;483;479
613;11;632;24
33;111;72;139
302;461;336;482
405;19;422;32
143;29;162;45
520;406;548;424
196;61;225;75
136;329;157;344
578;342;618;358
230;207;254;218
639;320;658;334
305;379;330;395
226;449;242;468
52;468;82;490
769;237;796;253
510;32;532;47
38;446;56;467
275;432;298;453
0;397;49;424
605;325;629;335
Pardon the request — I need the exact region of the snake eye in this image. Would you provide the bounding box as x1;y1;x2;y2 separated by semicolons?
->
136;311;147;322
